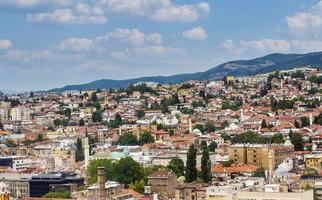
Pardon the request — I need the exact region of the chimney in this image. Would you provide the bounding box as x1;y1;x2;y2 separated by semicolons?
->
97;166;106;200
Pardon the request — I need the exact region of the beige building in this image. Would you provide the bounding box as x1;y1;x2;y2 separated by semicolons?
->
304;154;322;168
235;190;313;200
228;144;294;170
0;173;31;198
175;183;207;200
147;170;177;198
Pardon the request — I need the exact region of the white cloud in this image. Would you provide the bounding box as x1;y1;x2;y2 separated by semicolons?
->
115;45;184;59
79;60;119;72
96;28;162;45
240;39;291;52
286;1;322;36
151;2;209;22
222;38;322;55
0;40;12;49
105;0;170;16
0;0;72;7
57;37;96;52
6;50;55;62
105;0;210;22
26;2;107;25
6;49;81;62
291;40;322;52
182;26;207;40
221;39;247;56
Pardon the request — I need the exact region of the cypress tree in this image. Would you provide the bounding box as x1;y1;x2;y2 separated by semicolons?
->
76;138;84;162
201;146;212;183
185;144;197;182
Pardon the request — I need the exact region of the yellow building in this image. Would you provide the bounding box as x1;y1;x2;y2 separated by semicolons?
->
304;154;322;168
228;144;294;170
0;182;10;200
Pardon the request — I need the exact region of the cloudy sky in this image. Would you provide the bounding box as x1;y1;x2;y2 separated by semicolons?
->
0;0;322;91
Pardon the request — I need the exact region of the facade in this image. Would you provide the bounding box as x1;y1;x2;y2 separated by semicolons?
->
235;190;313;200
304;154;322;168
147;170;177;198
0;173;31;198
10;106;31;122
29;173;84;197
228;144;294;170
175;183;207;200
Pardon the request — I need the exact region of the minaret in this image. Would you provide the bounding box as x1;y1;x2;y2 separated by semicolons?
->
84;137;90;169
97;167;106;200
240;109;244;121
280;79;283;89
189;118;192;133
309;113;313;126
268;148;274;183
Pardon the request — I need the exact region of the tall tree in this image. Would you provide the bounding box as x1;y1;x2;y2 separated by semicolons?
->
92;111;102;122
76;138;84;162
139;131;155;145
91;92;98;102
119;133;138;146
185;144;197;183
201;146;212;183
261;119;268;128
167;157;185;177
112;157;143;187
208;141;217;152
290;132;304;151
86;159;113;184
64;108;71;119
270;133;285;144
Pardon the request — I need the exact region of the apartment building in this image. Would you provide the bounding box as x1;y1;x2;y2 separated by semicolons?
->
228;144;294;170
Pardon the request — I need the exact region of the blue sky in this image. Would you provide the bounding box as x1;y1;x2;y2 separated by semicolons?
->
0;0;321;91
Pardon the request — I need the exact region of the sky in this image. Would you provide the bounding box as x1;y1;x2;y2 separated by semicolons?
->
0;0;322;91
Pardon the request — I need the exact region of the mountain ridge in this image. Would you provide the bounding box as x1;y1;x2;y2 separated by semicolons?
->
49;52;322;92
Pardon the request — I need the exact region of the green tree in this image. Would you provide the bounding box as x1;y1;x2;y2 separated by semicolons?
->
301;117;310;127
252;167;266;178
200;140;207;150
64;108;72;119
54;119;63;126
231;131;268;144
113;157;143;187
221;160;234;167
201;146;212;183
92;111;102;122
290;132;304;151
91;92;98;102
76;138;84;162
79;118;85;126
139;131;155;145
129;179;145;194
270;133;285;144
208;141;217;152
167;157;185;177
5;139;17;148
261;119;268;128
86;159;113;184
119;133;138;146
185;144;197;183
205;121;216;132
42;189;71;199
92;101;101;110
136;110;145;119
35;133;43;142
